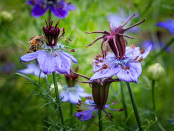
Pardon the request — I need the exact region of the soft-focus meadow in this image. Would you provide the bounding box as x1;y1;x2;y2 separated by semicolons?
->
0;0;174;130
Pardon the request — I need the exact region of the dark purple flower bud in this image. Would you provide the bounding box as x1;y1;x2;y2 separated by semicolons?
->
64;67;79;87
86;14;145;60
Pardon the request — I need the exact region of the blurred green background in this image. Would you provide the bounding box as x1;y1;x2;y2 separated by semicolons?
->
0;0;174;130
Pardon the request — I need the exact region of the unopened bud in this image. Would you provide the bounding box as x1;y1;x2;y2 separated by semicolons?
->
147;63;164;81
0;11;13;22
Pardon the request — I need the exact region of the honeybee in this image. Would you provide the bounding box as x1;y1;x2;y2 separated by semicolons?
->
27;35;43;53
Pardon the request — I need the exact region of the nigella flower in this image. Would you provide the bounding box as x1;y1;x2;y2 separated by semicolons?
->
157;19;174;35
86;14;151;83
60;67;91;104
20;18;77;74
18;62;45;78
106;10;140;33
72;73;123;121
91;45;151;83
141;40;171;52
75;98;123;121
27;0;76;18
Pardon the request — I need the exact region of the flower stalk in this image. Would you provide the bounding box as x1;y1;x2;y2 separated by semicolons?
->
98;110;103;131
152;80;156;113
126;82;142;131
53;72;65;130
120;82;128;126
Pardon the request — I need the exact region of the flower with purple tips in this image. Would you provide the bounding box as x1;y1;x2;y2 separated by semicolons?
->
27;0;76;18
20;18;77;75
157;19;174;35
86;14;151;83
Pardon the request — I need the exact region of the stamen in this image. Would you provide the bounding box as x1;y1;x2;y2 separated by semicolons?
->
86;36;105;48
122;14;135;27
124;19;146;31
140;48;145;54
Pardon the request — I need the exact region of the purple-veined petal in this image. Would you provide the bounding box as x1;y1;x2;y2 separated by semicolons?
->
20;51;40;62
75;107;96;121
67;3;76;10
116;62;142;83
37;51;56;74
59;50;77;64
68;92;81;104
31;4;48;17
85;99;95;105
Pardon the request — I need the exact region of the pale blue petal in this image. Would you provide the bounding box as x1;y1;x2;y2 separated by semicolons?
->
68;92;81;104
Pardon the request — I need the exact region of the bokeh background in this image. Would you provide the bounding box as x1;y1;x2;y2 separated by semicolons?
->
0;0;174;130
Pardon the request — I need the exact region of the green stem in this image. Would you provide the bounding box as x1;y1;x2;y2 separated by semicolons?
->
120;82;128;123
151;80;166;131
52;72;65;131
152;80;156;113
126;82;143;131
98;110;103;131
48;9;51;20
70;103;73;127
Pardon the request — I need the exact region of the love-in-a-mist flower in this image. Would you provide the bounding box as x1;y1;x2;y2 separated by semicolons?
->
27;0;76;18
18;61;45;78
86;14;151;83
60;67;91;104
107;9;139;33
20;18;77;74
157;19;174;35
73;75;123;121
